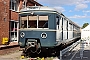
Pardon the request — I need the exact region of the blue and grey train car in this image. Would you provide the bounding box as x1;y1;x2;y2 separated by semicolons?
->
18;6;81;55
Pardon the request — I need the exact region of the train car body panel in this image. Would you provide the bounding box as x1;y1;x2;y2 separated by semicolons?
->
19;29;56;47
18;6;81;55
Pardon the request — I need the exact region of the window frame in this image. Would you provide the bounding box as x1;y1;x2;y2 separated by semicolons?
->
10;0;18;11
20;15;49;29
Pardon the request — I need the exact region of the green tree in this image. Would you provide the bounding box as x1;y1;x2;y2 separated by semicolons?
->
82;23;89;29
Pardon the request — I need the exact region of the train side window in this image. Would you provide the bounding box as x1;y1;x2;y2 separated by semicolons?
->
69;23;72;30
56;16;59;25
56;16;59;29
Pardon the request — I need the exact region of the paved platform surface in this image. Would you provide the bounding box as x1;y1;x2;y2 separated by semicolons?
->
0;42;19;49
63;43;90;60
72;45;90;60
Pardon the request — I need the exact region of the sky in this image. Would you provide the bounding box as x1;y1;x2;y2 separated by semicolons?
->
37;0;90;27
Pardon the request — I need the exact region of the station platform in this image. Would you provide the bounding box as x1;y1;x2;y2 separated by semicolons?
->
72;45;90;60
63;43;90;60
0;42;19;49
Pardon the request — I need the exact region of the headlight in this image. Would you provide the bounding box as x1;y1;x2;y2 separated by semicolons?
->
41;32;47;39
20;32;25;38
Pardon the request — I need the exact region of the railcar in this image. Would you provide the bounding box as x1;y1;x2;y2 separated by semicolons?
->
18;6;81;56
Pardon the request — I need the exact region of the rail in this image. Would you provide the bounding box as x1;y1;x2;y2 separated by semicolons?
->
60;40;80;60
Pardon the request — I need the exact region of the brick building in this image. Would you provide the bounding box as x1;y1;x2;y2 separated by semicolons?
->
0;0;42;45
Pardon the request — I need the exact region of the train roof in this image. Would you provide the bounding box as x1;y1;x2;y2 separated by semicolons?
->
20;6;61;13
20;6;80;28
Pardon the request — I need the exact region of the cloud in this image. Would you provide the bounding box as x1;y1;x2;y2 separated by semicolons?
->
83;21;88;23
69;10;73;12
37;0;90;5
69;14;90;19
82;0;90;4
37;0;90;11
83;10;90;13
54;6;65;12
75;4;88;11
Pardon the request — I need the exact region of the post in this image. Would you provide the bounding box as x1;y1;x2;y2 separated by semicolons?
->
80;40;83;59
37;15;39;28
60;51;62;60
76;40;88;59
27;15;28;28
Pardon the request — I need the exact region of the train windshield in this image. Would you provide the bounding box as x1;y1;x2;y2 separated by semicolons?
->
20;15;48;28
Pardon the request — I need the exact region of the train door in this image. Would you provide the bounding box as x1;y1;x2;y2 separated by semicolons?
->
63;18;68;40
56;16;61;41
68;22;73;39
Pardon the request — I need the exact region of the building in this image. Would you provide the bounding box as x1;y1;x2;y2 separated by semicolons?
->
81;24;90;46
0;0;42;45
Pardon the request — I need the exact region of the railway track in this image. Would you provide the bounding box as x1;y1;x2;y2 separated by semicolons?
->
1;40;89;60
0;40;80;60
0;45;20;55
19;40;80;60
0;40;78;60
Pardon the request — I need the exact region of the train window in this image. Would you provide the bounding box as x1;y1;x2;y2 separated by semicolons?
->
28;15;48;28
63;19;67;30
69;23;72;30
20;16;27;28
42;22;48;28
20;15;48;28
56;16;59;25
56;16;59;30
38;16;48;28
28;20;37;28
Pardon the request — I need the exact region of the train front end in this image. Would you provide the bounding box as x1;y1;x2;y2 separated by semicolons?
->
18;7;58;55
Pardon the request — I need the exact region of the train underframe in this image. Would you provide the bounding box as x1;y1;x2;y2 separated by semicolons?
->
21;37;81;57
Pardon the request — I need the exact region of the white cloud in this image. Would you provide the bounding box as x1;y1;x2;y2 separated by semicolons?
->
37;0;90;5
83;21;88;23
54;6;65;12
37;0;90;11
69;10;73;12
82;0;90;4
83;10;90;13
69;14;90;19
75;4;88;11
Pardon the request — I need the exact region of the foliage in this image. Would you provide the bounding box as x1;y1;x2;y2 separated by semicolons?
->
81;23;89;29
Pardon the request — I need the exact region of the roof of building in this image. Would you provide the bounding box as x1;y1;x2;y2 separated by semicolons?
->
82;24;90;30
28;0;43;6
